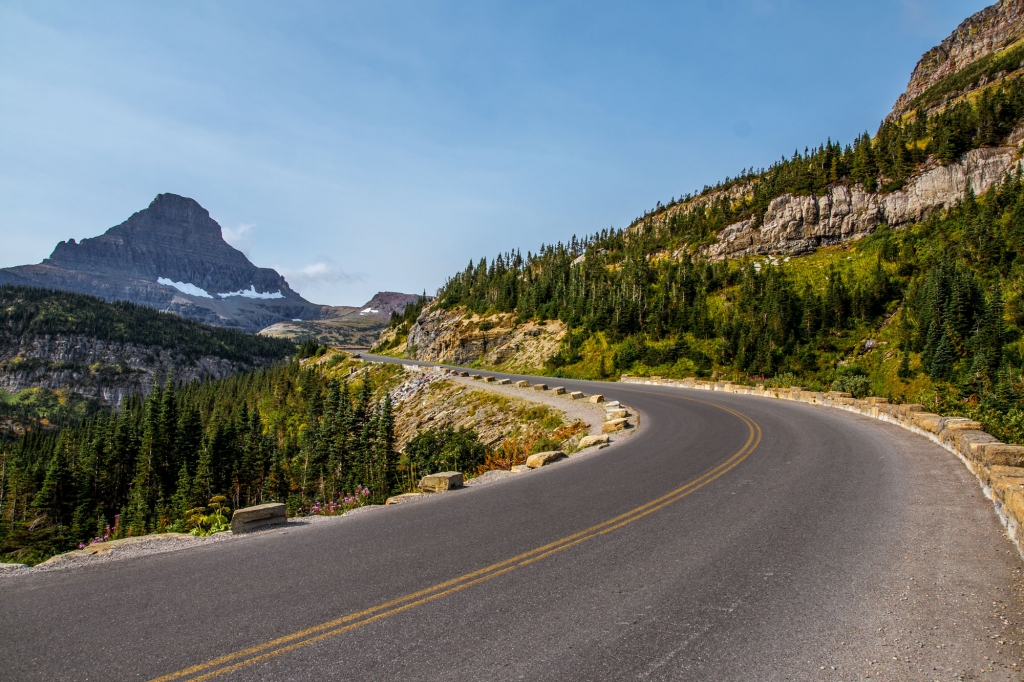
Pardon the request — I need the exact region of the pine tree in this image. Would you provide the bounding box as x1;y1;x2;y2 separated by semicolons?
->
930;330;955;381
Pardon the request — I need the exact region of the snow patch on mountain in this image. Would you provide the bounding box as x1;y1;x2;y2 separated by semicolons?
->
157;278;213;299
219;286;284;300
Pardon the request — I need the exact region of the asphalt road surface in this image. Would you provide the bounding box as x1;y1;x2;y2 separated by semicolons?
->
2;357;1023;681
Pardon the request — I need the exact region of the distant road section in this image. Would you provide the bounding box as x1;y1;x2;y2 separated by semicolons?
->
1;358;1022;680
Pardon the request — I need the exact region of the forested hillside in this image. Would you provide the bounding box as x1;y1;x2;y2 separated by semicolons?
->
0;354;403;565
387;43;1024;446
0;287;295;363
0;287;298;427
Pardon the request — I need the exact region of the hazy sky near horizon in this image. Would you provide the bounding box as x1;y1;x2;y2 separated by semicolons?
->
0;0;992;306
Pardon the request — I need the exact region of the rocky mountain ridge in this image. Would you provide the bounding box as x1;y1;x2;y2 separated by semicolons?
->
1;194;419;335
890;0;1024;120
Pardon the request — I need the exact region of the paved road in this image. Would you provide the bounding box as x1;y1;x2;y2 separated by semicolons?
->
2;359;1023;681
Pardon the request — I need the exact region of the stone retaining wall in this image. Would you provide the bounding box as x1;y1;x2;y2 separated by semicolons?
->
620;374;1024;559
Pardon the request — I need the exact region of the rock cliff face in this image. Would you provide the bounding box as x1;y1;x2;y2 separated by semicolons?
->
405;307;565;369
890;0;1024;120
0;335;264;406
705;147;1019;260
0;194;324;333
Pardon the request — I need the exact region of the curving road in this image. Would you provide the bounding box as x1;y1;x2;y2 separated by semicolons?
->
2;359;1023;681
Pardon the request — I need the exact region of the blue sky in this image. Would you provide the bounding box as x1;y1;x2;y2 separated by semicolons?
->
0;0;992;306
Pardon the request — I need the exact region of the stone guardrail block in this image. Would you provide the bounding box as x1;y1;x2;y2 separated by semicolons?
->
516;380;530;388
578;434;610;448
603;418;629;433
551;387;566;395
533;383;548;391
526;451;565;468
589;394;605;403
418;471;464;492
568;391;584;400
497;378;511;385
231;503;287;534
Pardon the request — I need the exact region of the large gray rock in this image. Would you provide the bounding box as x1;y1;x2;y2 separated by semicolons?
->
231;503;287;534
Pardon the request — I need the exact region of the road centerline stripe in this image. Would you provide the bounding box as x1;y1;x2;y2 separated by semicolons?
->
150;395;760;682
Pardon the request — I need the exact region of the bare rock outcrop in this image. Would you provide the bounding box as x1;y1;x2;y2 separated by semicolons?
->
405;306;565;368
0;334;264;405
890;0;1024;120
705;147;1019;260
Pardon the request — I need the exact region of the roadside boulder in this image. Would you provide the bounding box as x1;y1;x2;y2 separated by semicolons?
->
526;451;566;468
231;503;287;534
385;493;426;505
602;418;629;433
418;471;464;492
578;434;610;449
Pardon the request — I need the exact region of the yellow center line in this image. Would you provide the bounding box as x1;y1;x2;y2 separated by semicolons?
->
151;394;761;682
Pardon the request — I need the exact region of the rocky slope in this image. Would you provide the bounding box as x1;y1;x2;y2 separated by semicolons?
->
626;0;1024;262
890;0;1024;120
705;146;1019;260
400;308;566;370
0;287;294;409
0;335;254;406
0;194;377;333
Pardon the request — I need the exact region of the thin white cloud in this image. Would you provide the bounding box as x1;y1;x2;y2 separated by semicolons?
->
222;222;256;256
277;257;365;293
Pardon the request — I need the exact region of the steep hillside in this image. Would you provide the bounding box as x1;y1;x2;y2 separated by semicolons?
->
0;286;294;411
2;194;317;332
384;0;1024;446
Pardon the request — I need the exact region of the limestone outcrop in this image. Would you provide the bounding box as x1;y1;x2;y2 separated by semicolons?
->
705;147;1020;260
404;307;566;369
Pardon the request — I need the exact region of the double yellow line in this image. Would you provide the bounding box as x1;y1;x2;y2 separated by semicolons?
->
152;397;761;682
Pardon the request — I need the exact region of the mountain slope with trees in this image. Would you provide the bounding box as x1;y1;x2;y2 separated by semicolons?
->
383;0;1024;446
